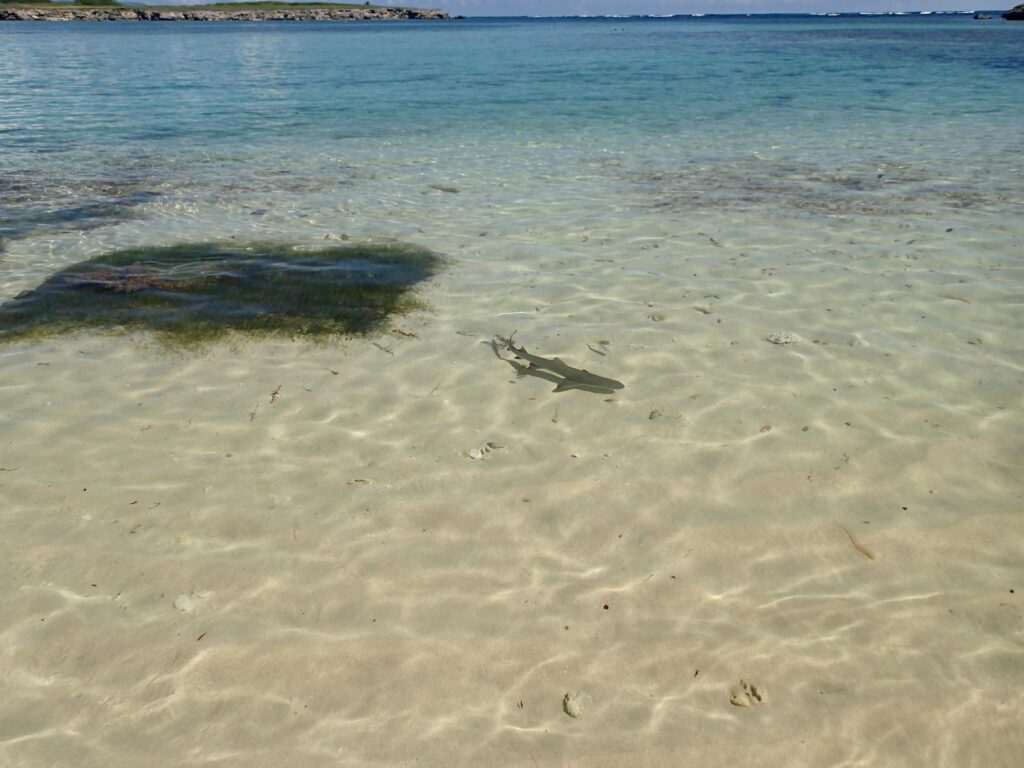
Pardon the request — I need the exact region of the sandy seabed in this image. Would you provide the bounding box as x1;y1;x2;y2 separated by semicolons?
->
1;171;1023;767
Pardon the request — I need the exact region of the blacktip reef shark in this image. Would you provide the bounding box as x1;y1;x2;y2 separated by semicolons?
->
492;332;625;394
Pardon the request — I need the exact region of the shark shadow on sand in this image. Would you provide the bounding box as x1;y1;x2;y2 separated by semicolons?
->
490;333;625;395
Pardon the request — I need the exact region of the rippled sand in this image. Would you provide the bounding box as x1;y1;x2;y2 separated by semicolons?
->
2;150;1022;766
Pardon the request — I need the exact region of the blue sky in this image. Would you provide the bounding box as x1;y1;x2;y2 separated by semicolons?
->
147;0;996;13
431;1;989;13
148;0;1003;11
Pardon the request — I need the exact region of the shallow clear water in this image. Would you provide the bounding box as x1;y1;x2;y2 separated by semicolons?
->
1;15;1023;768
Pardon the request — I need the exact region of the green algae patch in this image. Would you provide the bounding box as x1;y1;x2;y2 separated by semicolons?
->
0;241;440;346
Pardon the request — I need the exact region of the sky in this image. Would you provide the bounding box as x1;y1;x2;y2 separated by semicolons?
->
141;0;1000;13
430;1;992;14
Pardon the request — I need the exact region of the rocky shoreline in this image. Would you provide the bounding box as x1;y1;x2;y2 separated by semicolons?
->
0;5;450;21
1002;4;1024;20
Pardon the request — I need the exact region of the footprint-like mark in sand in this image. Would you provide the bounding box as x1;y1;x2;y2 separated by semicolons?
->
729;680;767;707
465;441;504;460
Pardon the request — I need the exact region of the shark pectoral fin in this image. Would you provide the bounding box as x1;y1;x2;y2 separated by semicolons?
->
553;379;585;393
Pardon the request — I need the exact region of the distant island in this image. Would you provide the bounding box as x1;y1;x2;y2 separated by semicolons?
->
0;1;452;21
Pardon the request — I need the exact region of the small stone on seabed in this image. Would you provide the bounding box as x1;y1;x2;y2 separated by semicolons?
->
766;331;803;345
173;590;210;613
173;594;194;613
563;691;589;718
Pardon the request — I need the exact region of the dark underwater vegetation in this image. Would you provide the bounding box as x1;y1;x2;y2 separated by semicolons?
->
0;241;440;346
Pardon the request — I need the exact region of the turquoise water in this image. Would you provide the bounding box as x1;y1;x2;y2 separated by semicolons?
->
2;16;1023;146
2;16;1022;254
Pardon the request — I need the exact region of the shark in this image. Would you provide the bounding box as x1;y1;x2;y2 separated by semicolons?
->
493;333;625;394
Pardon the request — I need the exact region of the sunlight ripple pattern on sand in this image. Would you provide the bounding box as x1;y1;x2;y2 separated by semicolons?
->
1;14;1023;768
